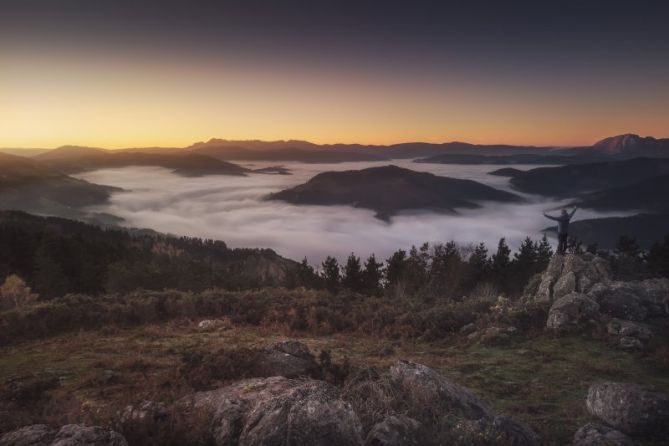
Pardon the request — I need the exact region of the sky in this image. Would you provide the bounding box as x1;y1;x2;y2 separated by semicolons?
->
2;0;668;148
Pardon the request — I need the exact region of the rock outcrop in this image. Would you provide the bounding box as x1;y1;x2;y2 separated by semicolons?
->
586;381;669;437
180;376;362;446
0;424;127;446
572;423;633;446
532;253;611;303
534;254;668;341
255;340;319;378
545;292;599;330
389;360;540;445
364;416;422;446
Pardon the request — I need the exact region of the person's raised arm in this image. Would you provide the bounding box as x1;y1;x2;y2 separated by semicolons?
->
569;206;577;218
544;212;559;221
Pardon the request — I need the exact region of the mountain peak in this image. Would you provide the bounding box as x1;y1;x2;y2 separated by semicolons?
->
592;134;648;154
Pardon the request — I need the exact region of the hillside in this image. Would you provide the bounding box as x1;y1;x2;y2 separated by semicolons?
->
268;165;522;220
0;211;302;297
576;174;669;213
42;151;249;177
544;213;669;249
508;157;669;197
0;153;117;221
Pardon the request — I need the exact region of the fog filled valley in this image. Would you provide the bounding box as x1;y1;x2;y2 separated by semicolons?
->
73;160;629;265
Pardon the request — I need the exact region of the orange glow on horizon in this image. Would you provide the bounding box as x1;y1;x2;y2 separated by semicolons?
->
2;48;667;149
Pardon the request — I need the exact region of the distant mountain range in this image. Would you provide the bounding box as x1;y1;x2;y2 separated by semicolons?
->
268;165;522;220
3;133;668;164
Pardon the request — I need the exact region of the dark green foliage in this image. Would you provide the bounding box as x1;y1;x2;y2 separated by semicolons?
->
647;235;669;278
0;211;304;298
321;256;341;292
361;254;384;296
342;253;364;293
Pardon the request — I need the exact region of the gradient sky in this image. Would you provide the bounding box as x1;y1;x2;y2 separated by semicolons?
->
2;0;668;148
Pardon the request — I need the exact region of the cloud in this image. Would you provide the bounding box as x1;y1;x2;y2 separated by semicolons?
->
75;160;631;265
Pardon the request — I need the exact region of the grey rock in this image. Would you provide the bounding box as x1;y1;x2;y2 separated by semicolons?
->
390;359;494;420
459;322;477;335
553;271;577;300
182;376;296;445
546;292;600;330
239;380;363;446
606;319;653;341
255;340;319;378
0;425;128;446
589;285;648;321
572;423;634;446
618;337;643;350
0;425;54;446
586;381;669;437
364;416;422;446
120;400;169;424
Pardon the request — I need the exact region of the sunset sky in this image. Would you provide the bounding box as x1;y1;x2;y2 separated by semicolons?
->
2;0;668;149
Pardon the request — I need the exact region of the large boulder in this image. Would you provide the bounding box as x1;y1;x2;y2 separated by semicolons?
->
572;423;634;446
255;340;319;378
546;292;600;330
389;360;493;420
588;279;669;320
180;377;362;446
586;381;669;437
531;254;611;303
0;424;127;446
364;416;422;446
239;380;362;446
389;360;539;445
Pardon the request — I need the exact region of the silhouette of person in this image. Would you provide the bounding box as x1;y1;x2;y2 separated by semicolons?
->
544;206;577;255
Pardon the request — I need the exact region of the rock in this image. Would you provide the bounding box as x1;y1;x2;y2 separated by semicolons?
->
606;319;653;341
182;376;296;445
0;425;54;446
572;422;634;446
586;381;669;436
618;337;643;350
478;327;517;346
120;400;169;424
255;340;319;378
0;424;128;446
181;376;362;446
238;380;363;446
197;318;232;331
388;360;539;445
377;345;395;357
459;322;476;335
546;292;600;330
364;416;422;446
390;359;493;420
553;271;577;299
588;285;648;321
531;254;612;303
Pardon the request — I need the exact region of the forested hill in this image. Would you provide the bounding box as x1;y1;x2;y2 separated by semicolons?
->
0;211;303;298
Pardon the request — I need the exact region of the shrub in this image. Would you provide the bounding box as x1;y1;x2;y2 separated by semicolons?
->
0;274;37;310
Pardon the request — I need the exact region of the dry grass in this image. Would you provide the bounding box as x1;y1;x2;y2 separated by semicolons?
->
1;319;668;445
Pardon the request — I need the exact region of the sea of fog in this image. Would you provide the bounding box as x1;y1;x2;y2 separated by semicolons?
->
75;160;628;265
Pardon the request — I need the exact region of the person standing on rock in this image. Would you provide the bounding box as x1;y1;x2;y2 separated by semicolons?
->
544;206;577;255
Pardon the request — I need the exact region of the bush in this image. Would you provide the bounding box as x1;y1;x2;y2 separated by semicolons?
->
0;274;37;310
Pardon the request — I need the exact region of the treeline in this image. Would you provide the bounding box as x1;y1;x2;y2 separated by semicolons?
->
0;211;295;298
292;237;554;299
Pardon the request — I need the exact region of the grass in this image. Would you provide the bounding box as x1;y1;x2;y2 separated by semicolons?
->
1;321;668;445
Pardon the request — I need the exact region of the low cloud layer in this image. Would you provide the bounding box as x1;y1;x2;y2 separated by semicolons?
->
76;160;629;265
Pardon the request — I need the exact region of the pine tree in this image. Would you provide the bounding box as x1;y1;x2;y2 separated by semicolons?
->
362;254;384;296
385;249;407;289
536;234;554;269
491;238;511;293
469;242;490;281
342;253;364;292
321;256;341;292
